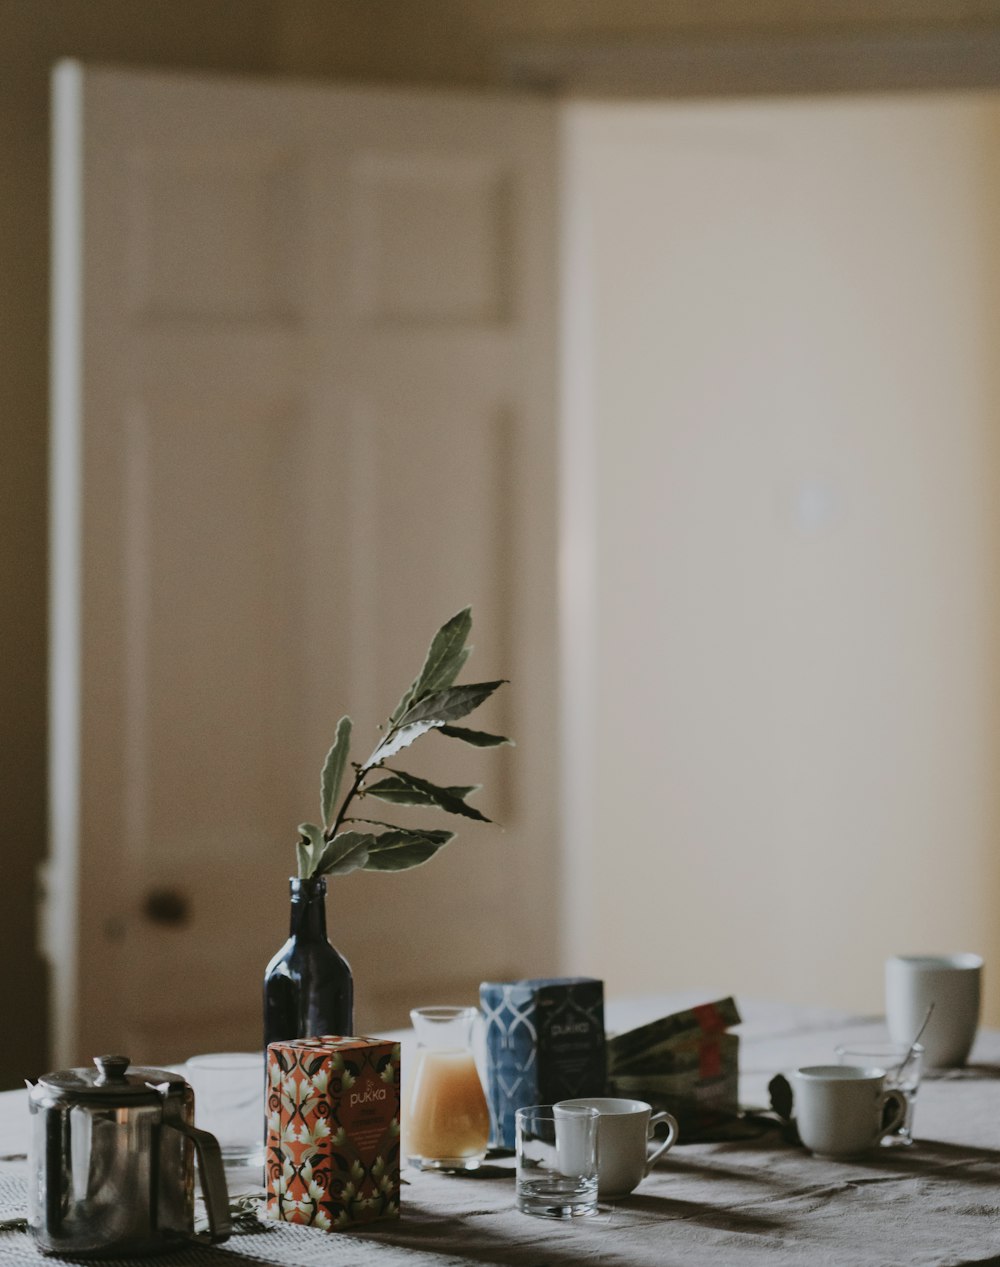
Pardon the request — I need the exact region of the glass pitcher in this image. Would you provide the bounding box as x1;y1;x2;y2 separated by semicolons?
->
405;1006;491;1171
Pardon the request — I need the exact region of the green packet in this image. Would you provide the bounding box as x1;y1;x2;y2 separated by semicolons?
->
607;997;741;1070
611;1033;739;1078
608;1061;738;1097
608;1065;741;1141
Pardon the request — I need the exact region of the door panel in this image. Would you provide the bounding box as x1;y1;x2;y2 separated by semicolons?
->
49;63;557;1065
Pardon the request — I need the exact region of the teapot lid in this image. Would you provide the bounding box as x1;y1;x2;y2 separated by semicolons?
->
38;1055;188;1101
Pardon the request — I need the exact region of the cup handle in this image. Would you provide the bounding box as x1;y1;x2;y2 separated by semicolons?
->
644;1110;680;1174
877;1089;907;1143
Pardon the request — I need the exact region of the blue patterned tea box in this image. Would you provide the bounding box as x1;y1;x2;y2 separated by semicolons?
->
479;977;606;1148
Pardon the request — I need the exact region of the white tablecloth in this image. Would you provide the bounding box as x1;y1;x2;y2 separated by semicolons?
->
4;997;1000;1267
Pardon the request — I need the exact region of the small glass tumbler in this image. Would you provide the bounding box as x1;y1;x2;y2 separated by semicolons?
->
186;1052;265;1167
515;1105;599;1219
835;1042;924;1146
406;1006;491;1171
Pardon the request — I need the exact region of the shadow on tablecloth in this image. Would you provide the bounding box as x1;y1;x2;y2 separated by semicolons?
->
925;1064;1000;1082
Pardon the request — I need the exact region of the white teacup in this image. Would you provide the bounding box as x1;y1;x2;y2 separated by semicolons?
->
886;953;982;1068
557;1097;679;1197
791;1066;906;1160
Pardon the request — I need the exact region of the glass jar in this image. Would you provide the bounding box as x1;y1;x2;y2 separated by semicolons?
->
405;1006;491;1171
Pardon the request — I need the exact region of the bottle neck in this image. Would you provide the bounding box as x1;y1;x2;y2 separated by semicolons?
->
288;876;328;940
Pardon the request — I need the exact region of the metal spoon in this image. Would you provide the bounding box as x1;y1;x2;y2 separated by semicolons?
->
895;1002;934;1081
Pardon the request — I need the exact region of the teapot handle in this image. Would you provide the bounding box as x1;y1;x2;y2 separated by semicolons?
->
163;1117;232;1243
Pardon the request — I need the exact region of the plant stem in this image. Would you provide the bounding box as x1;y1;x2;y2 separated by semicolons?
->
326;763;368;840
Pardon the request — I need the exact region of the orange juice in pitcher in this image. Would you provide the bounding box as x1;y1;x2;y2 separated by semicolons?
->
405;1006;490;1170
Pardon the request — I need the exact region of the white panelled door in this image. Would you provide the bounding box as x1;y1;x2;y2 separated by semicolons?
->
48;62;558;1065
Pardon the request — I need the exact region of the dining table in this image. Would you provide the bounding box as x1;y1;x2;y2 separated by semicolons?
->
3;993;1000;1267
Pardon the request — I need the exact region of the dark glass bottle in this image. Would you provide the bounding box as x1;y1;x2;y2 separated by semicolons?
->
263;876;354;1048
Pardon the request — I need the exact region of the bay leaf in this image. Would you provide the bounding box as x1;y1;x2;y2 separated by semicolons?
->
389;607;472;724
438;724;513;748
397;680;506;728
363;828;454;872
320;715;353;829
376;769;489;821
313;830;373;877
366;774;479;808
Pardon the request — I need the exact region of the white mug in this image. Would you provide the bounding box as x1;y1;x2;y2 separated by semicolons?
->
792;1066;906;1160
557;1097;679;1197
885;953;982;1068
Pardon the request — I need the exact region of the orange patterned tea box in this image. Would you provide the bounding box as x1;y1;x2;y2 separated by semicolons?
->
266;1035;401;1230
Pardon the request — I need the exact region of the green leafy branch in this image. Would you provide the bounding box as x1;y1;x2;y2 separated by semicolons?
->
295;607;511;879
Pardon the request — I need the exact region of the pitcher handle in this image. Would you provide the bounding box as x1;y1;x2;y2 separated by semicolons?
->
163;1117;232;1244
644;1110;680;1174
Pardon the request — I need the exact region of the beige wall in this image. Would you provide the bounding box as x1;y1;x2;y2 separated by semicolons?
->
3;0;1000;1086
564;93;1000;1023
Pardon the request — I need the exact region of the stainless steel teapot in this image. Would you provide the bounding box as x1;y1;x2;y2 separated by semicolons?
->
27;1054;231;1257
